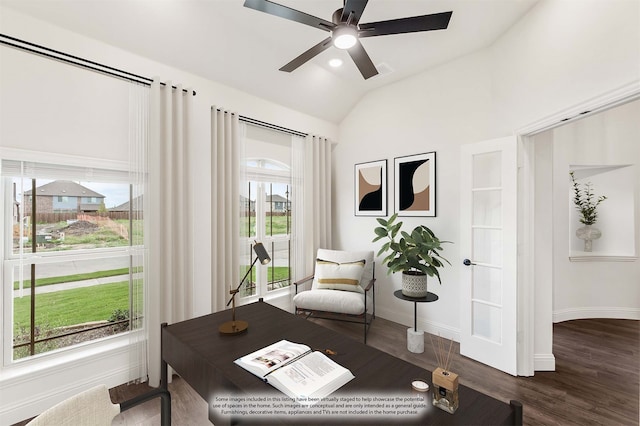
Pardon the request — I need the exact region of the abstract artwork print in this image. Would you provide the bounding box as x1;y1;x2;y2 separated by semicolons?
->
355;160;387;216
395;152;436;216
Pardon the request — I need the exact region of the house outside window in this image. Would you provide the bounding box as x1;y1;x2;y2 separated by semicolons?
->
2;160;143;362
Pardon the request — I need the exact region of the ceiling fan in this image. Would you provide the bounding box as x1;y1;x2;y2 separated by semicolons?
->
243;0;453;80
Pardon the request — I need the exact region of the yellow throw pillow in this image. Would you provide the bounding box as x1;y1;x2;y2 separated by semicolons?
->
315;258;366;293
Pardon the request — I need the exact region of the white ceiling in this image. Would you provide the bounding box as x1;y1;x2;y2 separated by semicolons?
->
1;0;539;123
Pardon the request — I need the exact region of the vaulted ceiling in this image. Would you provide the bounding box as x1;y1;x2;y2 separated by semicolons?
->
2;0;539;123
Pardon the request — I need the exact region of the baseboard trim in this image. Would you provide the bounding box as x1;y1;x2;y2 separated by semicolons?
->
553;307;640;323
376;306;460;342
534;353;556;371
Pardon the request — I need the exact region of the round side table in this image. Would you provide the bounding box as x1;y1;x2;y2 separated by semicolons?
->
393;290;438;353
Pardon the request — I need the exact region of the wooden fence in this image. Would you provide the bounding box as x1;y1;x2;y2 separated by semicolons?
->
35;212;137;223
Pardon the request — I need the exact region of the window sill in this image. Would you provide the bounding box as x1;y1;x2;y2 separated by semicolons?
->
0;331;141;383
569;253;638;262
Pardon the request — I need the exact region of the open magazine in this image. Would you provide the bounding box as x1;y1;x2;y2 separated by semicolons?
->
234;339;354;403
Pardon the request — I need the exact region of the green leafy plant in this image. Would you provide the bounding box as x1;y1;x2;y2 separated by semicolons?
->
108;308;130;323
570;171;607;225
372;213;451;283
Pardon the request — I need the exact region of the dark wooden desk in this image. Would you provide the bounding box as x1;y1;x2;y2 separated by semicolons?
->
161;300;522;425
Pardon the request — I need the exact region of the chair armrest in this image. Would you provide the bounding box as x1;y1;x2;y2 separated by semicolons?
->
293;275;315;291
363;278;375;292
294;275;315;286
293;275;314;295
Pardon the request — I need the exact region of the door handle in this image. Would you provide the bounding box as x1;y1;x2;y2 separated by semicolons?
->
463;258;476;266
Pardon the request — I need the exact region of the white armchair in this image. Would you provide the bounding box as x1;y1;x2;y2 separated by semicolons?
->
293;249;375;343
26;384;171;426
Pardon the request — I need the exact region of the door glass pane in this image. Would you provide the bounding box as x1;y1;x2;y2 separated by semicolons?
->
472;266;502;305
472;151;501;188
473;190;502;227
239;243;256;298
472;302;502;344
240;181;257;239
267;239;290;291
265;183;290;237
472;228;502;266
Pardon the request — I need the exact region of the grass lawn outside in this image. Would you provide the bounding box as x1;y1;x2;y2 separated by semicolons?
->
12;213;288;357
240;215;290;237
13;267;136;290
13;266;289;336
13;281;132;333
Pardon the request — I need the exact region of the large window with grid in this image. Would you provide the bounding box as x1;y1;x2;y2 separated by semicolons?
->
2;159;143;362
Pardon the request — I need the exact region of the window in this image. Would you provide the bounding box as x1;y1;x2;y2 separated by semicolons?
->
240;166;291;301
2;159;143;362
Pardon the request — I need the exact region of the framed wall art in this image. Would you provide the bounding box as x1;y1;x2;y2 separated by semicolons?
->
394;152;436;217
355;159;387;216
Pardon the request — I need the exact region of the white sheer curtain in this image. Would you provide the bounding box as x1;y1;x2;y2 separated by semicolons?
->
147;81;194;387
291;134;332;281
211;107;241;311
128;83;149;383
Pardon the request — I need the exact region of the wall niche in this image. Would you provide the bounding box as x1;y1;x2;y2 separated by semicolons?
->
569;164;636;261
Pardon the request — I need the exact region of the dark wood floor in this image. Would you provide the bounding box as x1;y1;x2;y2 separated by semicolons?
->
16;316;639;425
312;316;639;426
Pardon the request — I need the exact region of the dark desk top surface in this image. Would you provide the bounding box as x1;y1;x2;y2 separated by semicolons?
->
162;301;516;425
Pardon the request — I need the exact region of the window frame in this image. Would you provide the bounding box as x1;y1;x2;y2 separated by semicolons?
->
0;150;144;367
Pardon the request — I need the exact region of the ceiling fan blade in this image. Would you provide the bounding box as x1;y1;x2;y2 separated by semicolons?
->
341;0;369;24
347;40;378;80
359;11;453;38
244;0;335;32
280;37;333;73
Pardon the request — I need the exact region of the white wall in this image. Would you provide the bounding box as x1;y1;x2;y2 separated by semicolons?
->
0;6;338;424
0;47;130;159
335;0;640;369
490;0;640;133
335;49;494;338
549;99;640;322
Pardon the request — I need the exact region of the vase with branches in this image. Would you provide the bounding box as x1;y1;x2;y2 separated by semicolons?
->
569;171;607;225
570;171;606;252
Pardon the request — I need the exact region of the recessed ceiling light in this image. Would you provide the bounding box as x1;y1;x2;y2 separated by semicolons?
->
328;58;343;68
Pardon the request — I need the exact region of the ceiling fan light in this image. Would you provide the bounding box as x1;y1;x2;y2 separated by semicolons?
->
328;58;343;67
332;26;357;49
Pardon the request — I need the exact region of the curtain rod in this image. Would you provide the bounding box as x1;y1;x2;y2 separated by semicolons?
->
0;33;196;96
241;116;308;138
214;108;308;138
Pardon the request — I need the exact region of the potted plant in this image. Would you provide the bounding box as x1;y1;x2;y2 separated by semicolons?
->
570;171;607;252
372;213;450;297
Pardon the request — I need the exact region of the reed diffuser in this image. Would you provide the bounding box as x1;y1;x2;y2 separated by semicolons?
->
430;334;459;414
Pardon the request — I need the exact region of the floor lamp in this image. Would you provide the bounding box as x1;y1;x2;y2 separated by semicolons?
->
219;242;271;335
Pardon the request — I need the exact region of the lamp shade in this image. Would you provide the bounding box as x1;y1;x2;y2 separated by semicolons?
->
253;242;271;265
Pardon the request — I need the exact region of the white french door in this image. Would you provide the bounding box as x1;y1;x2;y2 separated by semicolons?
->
459;136;518;375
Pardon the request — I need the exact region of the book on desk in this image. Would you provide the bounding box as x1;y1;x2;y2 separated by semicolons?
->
234;339;354;404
